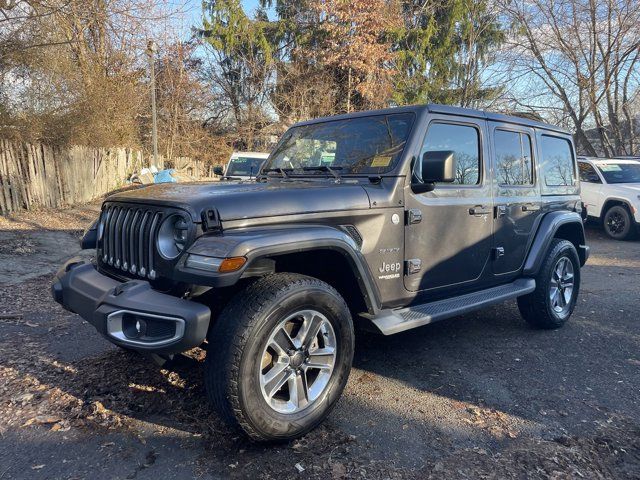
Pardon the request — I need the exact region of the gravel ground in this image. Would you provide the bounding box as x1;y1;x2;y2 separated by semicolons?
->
0;206;639;479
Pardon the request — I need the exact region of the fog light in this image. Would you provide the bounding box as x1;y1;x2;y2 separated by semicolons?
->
106;311;184;346
122;313;147;339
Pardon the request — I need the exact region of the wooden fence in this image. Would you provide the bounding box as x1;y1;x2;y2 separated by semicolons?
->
0;140;213;215
167;156;217;178
0;140;147;214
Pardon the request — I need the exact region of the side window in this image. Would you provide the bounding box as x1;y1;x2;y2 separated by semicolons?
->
541;135;576;186
420;123;480;185
578;162;601;183
494;129;534;185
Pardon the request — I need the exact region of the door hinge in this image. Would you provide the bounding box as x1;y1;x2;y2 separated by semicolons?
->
406;258;422;275
407;208;422;225
493;247;505;259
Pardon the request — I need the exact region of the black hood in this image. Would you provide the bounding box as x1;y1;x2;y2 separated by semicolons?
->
107;180;372;222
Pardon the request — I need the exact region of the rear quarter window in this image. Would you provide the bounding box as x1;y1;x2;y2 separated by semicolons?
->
540;135;577;194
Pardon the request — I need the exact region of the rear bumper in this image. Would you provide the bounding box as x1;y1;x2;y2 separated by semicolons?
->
51;259;210;355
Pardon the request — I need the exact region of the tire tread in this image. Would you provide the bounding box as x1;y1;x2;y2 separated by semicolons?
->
204;273;349;441
517;239;580;329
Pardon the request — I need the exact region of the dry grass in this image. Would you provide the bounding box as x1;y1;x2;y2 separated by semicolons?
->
0;202;101;232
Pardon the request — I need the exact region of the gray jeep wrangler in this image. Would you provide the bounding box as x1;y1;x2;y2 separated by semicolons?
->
52;104;589;441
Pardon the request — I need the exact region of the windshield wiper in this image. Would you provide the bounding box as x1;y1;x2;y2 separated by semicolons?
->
302;166;343;181
262;167;292;179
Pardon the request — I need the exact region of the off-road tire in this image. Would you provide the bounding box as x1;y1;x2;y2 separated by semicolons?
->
517;239;580;329
603;204;636;241
204;273;354;441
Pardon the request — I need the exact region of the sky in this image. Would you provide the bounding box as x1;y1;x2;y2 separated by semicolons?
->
169;0;268;40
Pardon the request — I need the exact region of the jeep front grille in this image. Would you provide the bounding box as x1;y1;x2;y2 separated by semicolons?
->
98;204;164;280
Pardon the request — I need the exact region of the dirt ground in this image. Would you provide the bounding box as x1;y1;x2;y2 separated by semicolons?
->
0;205;639;479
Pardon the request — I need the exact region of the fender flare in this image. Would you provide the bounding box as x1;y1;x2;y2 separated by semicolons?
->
176;225;381;314
601;197;637;219
523;211;588;276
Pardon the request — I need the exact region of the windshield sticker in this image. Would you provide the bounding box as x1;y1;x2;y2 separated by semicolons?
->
598;164;622;171
371;155;392;168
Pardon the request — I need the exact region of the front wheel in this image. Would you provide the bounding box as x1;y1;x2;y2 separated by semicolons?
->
518;239;580;329
204;273;354;441
603;205;636;240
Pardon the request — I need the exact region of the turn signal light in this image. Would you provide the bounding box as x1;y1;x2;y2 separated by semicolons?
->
218;256;247;273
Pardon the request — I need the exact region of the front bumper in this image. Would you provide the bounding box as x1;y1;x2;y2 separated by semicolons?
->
51;259;211;354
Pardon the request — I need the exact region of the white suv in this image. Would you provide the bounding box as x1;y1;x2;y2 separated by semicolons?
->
578;157;640;240
223;151;269;181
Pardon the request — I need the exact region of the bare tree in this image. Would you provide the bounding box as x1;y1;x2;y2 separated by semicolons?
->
500;0;640;156
0;0;182;147
153;41;229;164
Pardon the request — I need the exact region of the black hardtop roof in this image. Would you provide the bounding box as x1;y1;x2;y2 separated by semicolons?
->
292;103;570;135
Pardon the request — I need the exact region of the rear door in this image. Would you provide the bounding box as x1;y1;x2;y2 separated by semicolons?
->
490;123;542;276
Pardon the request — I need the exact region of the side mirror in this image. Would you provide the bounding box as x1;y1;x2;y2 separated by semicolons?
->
213;166;224;176
412;150;456;193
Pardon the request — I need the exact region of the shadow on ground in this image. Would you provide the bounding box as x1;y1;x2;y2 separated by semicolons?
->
0;219;639;478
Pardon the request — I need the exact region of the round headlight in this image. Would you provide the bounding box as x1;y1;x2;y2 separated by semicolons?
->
157;214;190;260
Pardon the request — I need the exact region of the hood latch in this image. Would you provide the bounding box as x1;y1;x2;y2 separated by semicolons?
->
201;208;222;233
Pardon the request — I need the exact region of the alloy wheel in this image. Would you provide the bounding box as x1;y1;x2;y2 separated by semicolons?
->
259;309;336;414
549;256;574;314
606;211;626;236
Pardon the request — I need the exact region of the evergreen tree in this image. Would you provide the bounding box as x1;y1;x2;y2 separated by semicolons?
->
200;0;507;144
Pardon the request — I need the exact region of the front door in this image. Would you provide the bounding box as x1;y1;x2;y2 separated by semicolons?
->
490;123;542;275
404;117;494;292
577;161;603;217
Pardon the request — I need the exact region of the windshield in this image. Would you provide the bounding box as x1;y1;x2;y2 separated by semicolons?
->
227;157;265;177
596;163;640;184
264;113;415;175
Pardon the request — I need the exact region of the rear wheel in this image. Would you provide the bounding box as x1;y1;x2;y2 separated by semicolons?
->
603;204;636;240
518;239;580;329
204;273;354;441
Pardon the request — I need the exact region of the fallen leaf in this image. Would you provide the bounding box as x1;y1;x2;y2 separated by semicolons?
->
331;461;347;479
93;401;108;414
12;393;34;404
50;420;70;432
23;415;62;426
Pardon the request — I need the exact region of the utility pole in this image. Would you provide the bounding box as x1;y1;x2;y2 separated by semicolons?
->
146;40;158;167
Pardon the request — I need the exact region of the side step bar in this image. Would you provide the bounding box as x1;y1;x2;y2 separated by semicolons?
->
362;278;536;335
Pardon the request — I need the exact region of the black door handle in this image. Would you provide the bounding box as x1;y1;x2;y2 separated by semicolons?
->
469;205;490;216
